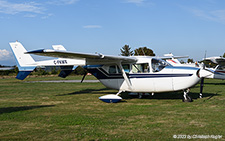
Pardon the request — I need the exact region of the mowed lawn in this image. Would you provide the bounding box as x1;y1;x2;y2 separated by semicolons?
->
0;76;224;140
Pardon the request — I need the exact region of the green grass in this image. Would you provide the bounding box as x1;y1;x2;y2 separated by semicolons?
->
0;76;224;140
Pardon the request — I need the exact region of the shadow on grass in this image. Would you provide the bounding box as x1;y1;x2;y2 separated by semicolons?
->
56;87;221;101
56;88;115;96
203;82;225;85
0;105;55;114
121;92;221;101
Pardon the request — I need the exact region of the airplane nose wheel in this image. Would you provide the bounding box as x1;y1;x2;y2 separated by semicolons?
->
182;89;193;102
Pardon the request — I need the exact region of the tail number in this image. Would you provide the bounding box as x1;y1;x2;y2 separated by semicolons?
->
54;60;68;65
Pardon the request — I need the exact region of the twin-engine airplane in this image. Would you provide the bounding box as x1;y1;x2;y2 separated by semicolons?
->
10;41;213;103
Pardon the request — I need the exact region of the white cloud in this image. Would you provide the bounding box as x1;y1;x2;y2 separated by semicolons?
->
41;13;53;19
210;10;225;23
24;14;37;18
0;0;44;15
123;0;154;7
61;0;79;5
187;7;225;24
83;25;102;29
47;0;79;5
0;0;79;19
0;49;11;61
124;0;145;4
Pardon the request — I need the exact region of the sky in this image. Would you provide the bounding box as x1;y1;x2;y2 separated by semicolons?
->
0;0;225;66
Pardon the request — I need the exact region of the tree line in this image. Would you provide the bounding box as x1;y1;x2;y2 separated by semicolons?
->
120;45;155;56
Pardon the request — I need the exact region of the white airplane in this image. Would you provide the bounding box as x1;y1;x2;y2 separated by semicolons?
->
202;56;225;80
9;41;213;103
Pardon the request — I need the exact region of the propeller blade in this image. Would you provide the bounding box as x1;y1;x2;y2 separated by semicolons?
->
199;78;204;98
81;72;87;83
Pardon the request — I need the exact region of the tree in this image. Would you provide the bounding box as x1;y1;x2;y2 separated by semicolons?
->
187;58;194;63
223;53;225;58
134;47;155;56
120;45;134;56
180;60;185;64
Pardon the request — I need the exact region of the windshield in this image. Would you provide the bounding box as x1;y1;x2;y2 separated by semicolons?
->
152;58;170;72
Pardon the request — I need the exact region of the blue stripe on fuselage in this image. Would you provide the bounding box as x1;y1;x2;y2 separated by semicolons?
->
166;66;199;71
86;67;194;80
129;73;193;78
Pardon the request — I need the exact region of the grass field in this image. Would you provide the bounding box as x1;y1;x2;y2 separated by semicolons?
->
0;75;224;140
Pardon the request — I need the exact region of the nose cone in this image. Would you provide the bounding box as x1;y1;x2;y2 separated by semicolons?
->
198;69;214;78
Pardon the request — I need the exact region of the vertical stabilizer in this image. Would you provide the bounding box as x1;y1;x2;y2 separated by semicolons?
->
9;41;36;80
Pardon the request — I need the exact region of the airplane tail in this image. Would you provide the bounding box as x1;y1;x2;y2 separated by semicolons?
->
9;41;36;80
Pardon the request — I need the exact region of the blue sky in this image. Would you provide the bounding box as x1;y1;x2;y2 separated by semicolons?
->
0;0;225;65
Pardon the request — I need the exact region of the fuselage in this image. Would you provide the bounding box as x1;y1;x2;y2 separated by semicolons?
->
85;56;201;93
205;66;225;80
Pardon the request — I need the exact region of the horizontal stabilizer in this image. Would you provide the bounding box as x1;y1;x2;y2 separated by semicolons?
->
16;71;33;80
52;45;66;51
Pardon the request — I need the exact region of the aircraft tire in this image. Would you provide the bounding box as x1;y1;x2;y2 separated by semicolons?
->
182;95;193;102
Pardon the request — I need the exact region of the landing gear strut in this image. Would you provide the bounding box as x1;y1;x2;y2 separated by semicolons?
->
182;89;193;102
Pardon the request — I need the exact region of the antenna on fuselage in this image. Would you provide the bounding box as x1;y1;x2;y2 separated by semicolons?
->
204;50;207;59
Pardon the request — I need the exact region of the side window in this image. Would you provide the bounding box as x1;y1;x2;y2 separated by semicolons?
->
109;66;117;74
132;63;149;73
217;65;225;70
117;64;130;73
123;64;130;73
152;59;169;72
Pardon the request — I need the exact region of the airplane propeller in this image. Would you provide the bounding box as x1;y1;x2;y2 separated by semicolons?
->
199;78;204;98
198;63;211;98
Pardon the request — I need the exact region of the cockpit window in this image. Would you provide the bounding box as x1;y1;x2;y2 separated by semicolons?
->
132;63;149;73
122;64;130;73
152;59;170;72
115;64;130;74
217;65;225;70
109;65;117;74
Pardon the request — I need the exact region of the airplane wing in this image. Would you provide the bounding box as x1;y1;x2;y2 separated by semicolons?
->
214;58;225;66
27;49;137;65
203;57;225;66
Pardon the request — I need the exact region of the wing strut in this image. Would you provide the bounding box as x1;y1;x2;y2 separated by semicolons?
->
117;61;133;91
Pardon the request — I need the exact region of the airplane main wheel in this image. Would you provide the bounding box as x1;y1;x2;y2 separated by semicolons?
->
182;95;193;102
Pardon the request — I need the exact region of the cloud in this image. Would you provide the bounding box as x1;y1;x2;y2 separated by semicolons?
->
123;0;154;7
47;0;79;5
0;49;11;61
124;0;145;4
41;13;54;19
0;0;79;19
0;0;45;15
187;7;225;24
83;25;102;29
24;14;37;18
